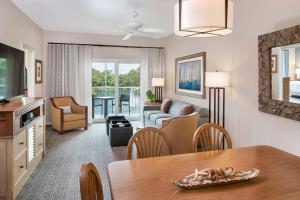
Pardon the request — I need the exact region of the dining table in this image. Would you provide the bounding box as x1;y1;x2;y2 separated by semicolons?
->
107;145;300;200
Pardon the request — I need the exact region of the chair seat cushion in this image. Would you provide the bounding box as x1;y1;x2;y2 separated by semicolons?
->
155;117;173;127
144;110;163;119
149;113;173;122
64;114;86;122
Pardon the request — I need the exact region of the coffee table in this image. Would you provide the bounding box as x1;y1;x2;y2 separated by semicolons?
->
108;117;133;147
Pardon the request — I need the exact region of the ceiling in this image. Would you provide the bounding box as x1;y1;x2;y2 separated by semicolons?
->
12;0;177;39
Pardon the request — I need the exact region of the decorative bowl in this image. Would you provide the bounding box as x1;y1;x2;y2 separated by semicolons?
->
174;167;259;189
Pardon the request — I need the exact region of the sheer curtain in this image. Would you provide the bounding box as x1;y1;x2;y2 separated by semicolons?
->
142;48;166;100
46;44;93;123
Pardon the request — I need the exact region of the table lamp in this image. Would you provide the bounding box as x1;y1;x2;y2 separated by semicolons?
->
205;71;230;127
152;78;164;102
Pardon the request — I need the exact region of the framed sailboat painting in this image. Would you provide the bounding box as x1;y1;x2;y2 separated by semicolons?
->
175;52;206;98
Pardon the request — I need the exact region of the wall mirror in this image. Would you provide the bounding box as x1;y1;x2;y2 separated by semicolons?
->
258;25;300;121
271;44;300;104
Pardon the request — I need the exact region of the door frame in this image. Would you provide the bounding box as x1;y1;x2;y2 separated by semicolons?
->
92;59;142;123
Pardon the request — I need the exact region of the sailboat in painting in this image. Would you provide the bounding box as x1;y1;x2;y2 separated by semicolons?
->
179;60;201;91
175;52;206;98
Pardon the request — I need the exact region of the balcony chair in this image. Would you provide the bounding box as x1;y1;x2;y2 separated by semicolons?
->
50;96;88;133
92;96;103;118
112;94;130;115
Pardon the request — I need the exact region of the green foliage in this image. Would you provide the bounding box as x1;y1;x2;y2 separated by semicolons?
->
92;68;115;87
119;68;140;87
92;67;140;87
146;90;156;101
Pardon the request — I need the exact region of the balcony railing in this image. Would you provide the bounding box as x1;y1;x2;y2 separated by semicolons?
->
92;86;141;119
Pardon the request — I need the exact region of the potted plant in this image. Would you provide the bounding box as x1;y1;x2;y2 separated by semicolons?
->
146;90;156;103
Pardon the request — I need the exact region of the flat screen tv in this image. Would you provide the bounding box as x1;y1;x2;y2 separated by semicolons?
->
0;43;25;102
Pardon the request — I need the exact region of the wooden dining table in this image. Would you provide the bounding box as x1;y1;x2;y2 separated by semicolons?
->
107;146;300;200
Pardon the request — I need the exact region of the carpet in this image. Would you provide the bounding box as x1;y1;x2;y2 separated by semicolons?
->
16;123;131;200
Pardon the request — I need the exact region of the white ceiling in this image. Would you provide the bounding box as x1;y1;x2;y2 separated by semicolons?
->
12;0;177;38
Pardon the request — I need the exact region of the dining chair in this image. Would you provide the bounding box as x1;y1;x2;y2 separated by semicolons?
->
126;127;172;159
79;163;103;200
192;123;232;152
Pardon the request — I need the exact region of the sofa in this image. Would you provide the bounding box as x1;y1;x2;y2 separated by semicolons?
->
143;99;209;128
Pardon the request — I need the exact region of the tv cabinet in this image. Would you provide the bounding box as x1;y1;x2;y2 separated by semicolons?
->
0;97;46;200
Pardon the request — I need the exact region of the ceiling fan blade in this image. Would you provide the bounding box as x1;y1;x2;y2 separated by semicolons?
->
142;28;165;33
123;33;133;41
99;30;125;34
118;25;128;29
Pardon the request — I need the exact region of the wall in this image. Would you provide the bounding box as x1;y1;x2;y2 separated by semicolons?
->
162;0;300;155
0;0;43;96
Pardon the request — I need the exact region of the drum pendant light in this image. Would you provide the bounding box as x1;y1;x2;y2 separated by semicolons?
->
174;0;234;37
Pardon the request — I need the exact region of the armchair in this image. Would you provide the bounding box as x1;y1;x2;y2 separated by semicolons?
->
50;96;88;133
160;112;199;155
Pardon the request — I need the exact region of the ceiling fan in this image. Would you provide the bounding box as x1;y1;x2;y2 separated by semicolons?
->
104;11;165;40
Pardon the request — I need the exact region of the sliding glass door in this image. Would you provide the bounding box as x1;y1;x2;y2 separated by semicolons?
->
92;60;140;121
119;63;141;118
92;62;116;120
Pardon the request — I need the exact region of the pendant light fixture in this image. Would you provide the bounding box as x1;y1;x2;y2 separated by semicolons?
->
174;0;234;37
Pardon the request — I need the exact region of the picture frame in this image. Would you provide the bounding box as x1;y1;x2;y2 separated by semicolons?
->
271;55;278;73
35;59;43;84
175;52;206;98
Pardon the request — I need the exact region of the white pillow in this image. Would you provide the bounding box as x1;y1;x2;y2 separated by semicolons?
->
60;105;72;114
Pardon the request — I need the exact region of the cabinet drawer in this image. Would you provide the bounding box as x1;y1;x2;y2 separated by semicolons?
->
14;151;27;184
35;134;43;155
35;117;44;137
13;130;27;158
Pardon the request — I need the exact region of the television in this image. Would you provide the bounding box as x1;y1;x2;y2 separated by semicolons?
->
0;43;25;103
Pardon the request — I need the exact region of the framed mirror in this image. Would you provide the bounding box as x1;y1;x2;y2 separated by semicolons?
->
271;44;300;104
258;25;300;121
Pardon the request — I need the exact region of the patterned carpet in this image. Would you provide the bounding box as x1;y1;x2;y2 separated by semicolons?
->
16;123;133;200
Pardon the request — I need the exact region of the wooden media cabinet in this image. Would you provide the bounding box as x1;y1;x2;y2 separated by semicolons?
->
0;97;46;200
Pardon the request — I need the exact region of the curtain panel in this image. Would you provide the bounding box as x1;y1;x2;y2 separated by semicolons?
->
143;48;166;98
46;44;92;123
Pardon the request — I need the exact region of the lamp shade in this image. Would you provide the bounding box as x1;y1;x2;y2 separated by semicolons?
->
206;72;230;87
174;0;234;37
152;78;165;87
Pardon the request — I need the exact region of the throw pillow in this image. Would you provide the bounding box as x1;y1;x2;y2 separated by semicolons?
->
160;98;172;113
60;105;72;114
179;104;194;116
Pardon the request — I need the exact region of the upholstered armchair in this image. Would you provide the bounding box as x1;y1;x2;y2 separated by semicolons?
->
160;112;199;155
50;96;88;133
